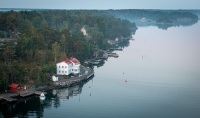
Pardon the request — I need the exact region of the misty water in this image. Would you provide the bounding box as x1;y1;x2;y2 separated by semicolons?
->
1;21;200;118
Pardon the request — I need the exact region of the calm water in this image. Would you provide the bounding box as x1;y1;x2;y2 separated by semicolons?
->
1;22;200;118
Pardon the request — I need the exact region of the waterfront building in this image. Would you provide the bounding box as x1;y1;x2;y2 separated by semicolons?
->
56;57;80;75
9;83;21;92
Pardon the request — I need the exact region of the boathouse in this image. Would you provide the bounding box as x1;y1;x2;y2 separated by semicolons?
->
9;83;21;92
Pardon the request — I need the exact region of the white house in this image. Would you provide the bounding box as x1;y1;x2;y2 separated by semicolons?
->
70;58;81;74
56;57;80;75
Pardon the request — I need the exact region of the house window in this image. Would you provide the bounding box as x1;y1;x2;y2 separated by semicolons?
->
62;71;64;73
65;71;67;73
59;66;60;68
62;66;64;68
65;66;67;68
59;71;60;73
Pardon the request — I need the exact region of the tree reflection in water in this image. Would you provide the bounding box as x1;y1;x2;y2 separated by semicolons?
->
0;77;93;118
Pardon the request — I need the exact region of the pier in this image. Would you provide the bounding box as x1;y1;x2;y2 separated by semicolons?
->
19;90;47;97
54;67;94;88
34;91;47;96
108;52;119;58
19;90;35;97
0;93;19;102
0;90;47;102
109;47;123;51
0;67;94;103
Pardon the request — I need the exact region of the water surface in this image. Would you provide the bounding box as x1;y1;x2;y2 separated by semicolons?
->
1;22;200;118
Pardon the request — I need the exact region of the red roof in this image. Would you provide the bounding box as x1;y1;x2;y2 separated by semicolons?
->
70;58;79;64
57;59;71;64
9;83;20;88
57;57;79;65
64;59;71;64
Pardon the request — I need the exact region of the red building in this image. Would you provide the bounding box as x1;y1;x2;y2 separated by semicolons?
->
9;83;20;92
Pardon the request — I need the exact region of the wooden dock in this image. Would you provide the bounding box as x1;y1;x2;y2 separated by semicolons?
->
108;53;119;58
0;93;19;102
19;90;35;97
0;68;94;102
3;97;17;102
0;90;47;102
109;47;123;51
34;91;47;96
19;90;47;97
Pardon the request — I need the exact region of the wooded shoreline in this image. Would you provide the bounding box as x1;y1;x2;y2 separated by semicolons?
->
0;9;198;93
0;66;94;103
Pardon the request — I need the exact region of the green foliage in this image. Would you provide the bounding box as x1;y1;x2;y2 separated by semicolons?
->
0;10;136;90
52;42;60;63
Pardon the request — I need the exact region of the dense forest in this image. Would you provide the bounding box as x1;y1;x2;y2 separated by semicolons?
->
0;9;198;91
107;9;199;29
0;10;136;90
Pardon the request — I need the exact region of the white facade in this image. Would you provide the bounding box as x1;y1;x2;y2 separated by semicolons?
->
71;61;80;74
52;75;58;81
56;58;80;75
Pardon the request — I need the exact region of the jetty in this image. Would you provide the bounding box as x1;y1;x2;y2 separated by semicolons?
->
0;90;47;102
35;91;47;96
109;47;123;51
108;52;119;58
0;93;19;102
54;67;94;88
19;90;47;97
19;90;35;97
0;65;94;102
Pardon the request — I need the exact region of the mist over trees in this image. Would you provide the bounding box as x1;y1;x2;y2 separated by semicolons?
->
107;9;199;29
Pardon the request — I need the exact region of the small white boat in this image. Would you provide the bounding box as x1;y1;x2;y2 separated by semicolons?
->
40;93;46;100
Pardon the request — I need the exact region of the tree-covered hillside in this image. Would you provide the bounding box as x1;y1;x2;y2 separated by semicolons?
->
0;10;136;90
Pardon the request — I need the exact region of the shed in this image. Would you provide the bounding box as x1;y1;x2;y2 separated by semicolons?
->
52;75;59;82
9;83;20;92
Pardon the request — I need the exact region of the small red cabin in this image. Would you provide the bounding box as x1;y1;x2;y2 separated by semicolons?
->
9;83;20;92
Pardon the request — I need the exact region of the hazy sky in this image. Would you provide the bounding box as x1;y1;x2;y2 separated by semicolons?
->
0;0;199;10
